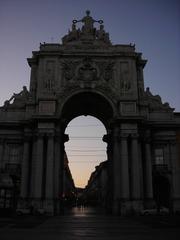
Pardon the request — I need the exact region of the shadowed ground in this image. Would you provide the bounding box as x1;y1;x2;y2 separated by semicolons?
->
0;207;180;240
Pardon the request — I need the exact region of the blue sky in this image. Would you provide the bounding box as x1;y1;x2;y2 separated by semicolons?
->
0;0;180;187
0;0;179;110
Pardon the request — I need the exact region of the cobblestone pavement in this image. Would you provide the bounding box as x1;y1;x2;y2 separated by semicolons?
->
0;208;180;240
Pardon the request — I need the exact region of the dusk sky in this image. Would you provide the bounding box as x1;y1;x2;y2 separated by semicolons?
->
0;0;180;187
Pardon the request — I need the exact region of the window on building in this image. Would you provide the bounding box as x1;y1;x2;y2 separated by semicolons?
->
154;148;164;165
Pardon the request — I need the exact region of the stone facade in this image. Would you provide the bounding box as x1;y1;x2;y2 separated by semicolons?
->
0;11;180;215
84;161;108;208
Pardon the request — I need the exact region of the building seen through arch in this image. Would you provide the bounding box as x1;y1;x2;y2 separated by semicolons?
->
0;11;180;215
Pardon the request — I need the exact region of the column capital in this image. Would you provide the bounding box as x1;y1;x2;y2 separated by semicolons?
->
23;136;31;142
46;132;55;138
63;134;69;143
142;130;152;143
54;132;69;144
103;134;112;143
23;132;32;142
144;137;152;144
37;132;45;138
120;133;129;139
169;139;177;146
131;133;139;139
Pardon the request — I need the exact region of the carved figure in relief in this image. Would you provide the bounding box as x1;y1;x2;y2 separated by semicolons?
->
121;78;131;91
44;62;55;90
103;62;114;81
45;79;54;90
145;87;171;110
145;87;161;102
3;86;30;109
62;61;77;81
120;63;131;92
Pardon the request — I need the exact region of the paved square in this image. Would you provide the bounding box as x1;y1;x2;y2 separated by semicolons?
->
0;211;180;240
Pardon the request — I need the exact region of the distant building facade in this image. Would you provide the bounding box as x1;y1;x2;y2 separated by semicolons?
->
84;161;108;208
0;11;180;215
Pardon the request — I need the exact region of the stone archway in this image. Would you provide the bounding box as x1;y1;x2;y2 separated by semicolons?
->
60;91;115;127
57;91;115;214
1;11;179;216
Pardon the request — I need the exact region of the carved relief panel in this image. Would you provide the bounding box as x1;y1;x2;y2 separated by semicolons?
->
60;57;115;91
96;60;115;82
61;60;79;82
119;60;138;99
44;61;55;91
120;62;131;93
77;57;98;81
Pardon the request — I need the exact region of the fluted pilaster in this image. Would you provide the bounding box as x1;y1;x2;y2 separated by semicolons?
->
34;133;44;198
131;133;141;200
20;137;30;198
46;133;54;199
120;133;129;199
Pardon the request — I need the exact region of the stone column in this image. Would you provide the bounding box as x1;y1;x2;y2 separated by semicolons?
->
131;133;142;211
3;141;8;168
30;137;36;198
120;133;130;199
119;133;130;215
112;127;121;214
170;141;180;211
20;138;30;198
54;135;60;199
34;134;44;200
45;133;54;214
46;134;54;198
144;141;153;204
103;133;113;213
0;139;4;169
54;133;62;215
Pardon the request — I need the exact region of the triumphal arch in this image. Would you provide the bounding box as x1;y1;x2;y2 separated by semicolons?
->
0;11;180;215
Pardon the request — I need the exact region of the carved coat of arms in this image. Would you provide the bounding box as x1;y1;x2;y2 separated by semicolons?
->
78;59;97;81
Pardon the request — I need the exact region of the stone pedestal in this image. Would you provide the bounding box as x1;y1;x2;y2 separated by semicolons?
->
44;199;54;216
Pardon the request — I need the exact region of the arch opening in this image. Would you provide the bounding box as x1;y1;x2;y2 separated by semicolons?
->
64;115;108;214
64;116;108;214
61;91;114;129
59;91;114;214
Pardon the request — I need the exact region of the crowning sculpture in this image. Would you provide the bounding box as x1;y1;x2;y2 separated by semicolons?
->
0;11;180;215
62;10;110;45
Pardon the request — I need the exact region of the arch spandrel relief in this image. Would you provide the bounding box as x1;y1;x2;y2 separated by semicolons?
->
60;57;116;89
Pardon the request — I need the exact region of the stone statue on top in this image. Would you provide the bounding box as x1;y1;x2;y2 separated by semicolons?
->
62;10;111;45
